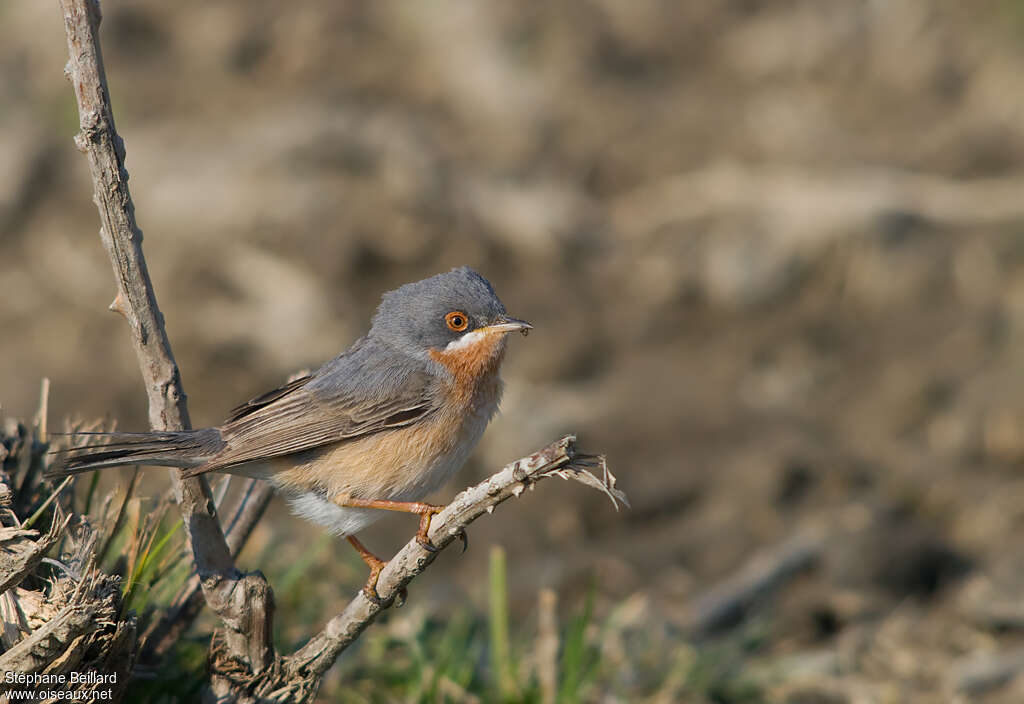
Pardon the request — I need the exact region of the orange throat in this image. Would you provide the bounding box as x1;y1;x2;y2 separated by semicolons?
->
429;330;507;405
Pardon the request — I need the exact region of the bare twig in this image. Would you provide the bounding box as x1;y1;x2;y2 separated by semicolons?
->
58;5;620;702
236;435;623;701
59;0;274;689
0;565;135;694
223;480;277;558
33;378;50;443
141;480;274;660
0;601;102;676
0;516;70;596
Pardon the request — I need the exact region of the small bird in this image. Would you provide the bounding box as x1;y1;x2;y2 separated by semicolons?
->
49;267;530;600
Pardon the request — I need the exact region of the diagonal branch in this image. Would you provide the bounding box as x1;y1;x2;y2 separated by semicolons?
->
244;435;625;701
59;0;274;686
58;5;624;703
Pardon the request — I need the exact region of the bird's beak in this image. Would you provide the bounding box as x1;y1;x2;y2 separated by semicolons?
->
484;315;533;335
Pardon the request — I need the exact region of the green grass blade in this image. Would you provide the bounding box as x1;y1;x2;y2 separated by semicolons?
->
489;545;517;700
558;583;595;704
23;476;71;529
122;511;181;614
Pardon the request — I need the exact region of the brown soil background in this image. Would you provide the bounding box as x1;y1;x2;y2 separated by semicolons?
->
4;1;1024;700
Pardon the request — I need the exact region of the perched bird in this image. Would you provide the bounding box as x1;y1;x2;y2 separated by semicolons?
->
49;267;531;600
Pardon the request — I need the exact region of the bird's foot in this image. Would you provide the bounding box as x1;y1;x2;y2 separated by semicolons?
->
413;504;446;551
361;560;387;605
348;534;405;606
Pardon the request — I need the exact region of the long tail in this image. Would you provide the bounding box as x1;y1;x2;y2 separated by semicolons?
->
46;429;224;478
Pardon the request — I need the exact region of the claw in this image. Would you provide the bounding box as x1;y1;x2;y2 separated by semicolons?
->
457;528;469;553
362;582;387;606
416;533;440;552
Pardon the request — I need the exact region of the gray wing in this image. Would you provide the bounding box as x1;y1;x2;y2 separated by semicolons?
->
188;346;442;475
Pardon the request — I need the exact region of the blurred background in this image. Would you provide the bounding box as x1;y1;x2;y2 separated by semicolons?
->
4;1;1024;701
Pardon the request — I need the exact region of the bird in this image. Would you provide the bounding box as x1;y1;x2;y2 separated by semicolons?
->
48;267;531;601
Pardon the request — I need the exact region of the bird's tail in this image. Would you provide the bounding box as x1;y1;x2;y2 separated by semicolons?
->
45;428;224;478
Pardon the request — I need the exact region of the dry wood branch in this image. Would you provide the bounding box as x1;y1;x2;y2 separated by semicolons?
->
223;481;277;558
142;480;275;661
0;602;102;677
0;421;140;701
238;435;624;701
59;0;273;688
58;5;619;701
0;517;68;596
0;565;133;687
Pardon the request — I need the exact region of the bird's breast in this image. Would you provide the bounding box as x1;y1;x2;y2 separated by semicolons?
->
272;376;503;537
272;365;503;503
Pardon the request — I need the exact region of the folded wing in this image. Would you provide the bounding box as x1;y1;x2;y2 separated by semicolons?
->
189;347;442;476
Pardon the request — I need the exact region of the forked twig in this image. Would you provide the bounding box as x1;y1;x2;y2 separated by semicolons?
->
57;2;622;701
60;0;274;686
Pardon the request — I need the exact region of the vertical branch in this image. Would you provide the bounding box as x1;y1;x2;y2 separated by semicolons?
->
58;6;622;702
59;0;275;692
141;481;275;661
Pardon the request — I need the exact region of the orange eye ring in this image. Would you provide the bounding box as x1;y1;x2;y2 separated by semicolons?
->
445;311;469;332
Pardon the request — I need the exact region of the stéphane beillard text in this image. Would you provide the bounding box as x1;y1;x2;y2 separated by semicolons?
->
4;672;118;685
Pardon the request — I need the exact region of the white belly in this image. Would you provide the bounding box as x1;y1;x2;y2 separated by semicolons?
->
282;492;383;537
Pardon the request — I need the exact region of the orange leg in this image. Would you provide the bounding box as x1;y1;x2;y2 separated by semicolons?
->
334;497;445;550
346;534;389;603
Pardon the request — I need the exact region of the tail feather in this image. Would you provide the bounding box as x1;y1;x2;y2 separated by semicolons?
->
46;429;224;477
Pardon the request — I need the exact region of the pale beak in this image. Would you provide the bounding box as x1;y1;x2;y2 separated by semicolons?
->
484;315;533;335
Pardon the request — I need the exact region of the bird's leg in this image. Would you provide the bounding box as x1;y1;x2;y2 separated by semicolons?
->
334;497;446;551
346;534;396;605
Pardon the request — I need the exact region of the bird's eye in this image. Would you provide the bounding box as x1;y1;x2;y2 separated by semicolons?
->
445;311;469;332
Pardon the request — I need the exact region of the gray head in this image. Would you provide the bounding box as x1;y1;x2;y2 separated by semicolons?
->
368;267;530;357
